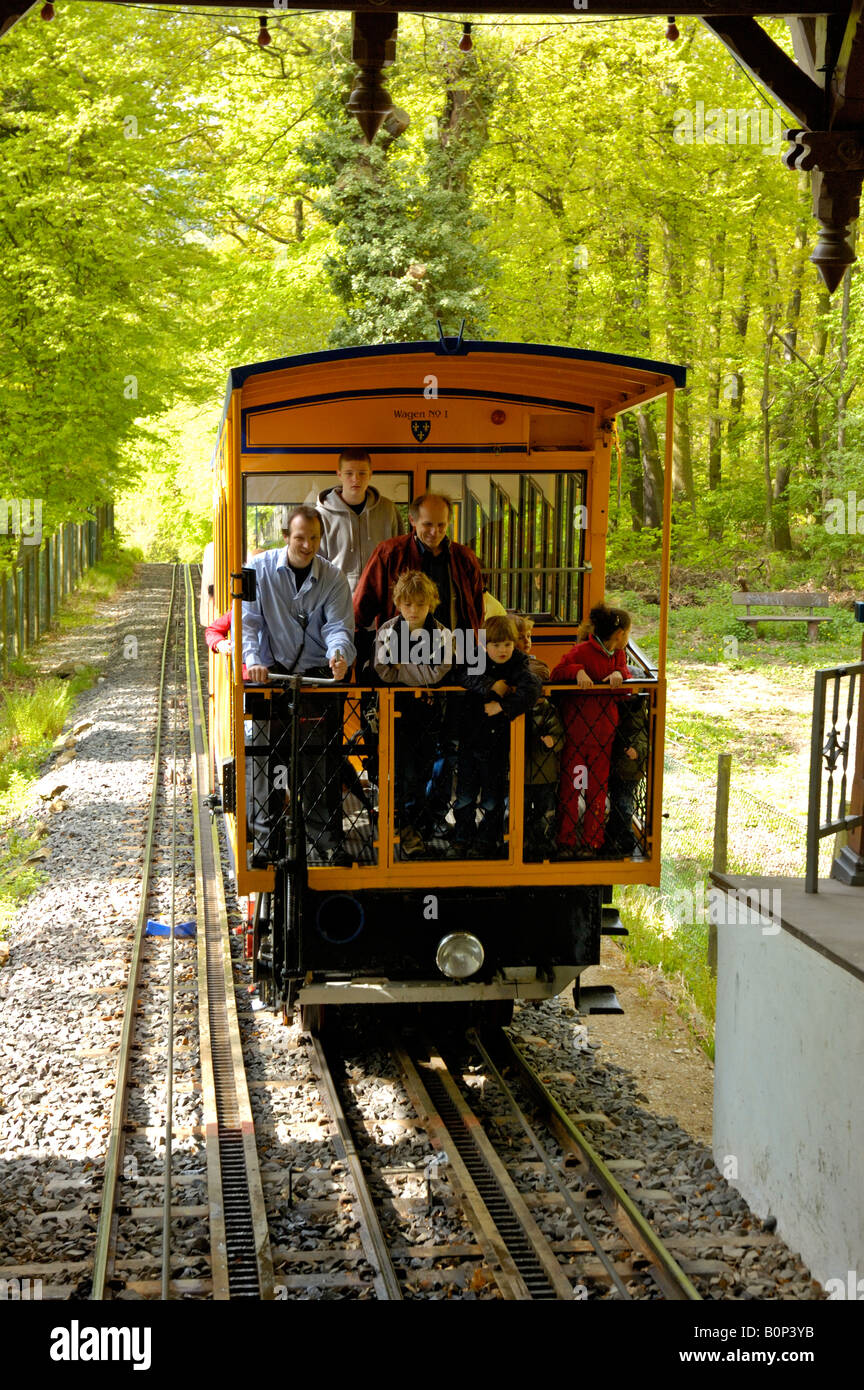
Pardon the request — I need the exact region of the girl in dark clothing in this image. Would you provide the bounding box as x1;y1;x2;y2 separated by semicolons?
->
551;603;633;855
450;615;542;858
606;696;650;856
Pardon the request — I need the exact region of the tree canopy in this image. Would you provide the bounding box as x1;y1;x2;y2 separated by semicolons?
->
0;6;861;579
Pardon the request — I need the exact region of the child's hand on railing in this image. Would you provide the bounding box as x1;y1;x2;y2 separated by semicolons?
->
605;671;624;687
575;669;592;688
484;700;503;716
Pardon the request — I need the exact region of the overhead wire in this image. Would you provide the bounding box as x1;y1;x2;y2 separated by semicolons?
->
68;1;665;26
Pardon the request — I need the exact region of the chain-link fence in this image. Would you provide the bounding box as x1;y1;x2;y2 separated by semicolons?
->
616;753;834;1035
660;752;832;911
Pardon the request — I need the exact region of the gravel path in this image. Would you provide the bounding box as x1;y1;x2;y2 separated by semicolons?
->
0;564;207;1296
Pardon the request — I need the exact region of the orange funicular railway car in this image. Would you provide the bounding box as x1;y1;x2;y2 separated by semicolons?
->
208;338;684;1023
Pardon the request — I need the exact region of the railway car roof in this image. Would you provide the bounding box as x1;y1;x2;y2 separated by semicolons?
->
217;339;686;438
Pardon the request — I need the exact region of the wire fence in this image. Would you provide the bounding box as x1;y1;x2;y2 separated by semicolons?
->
617;752;834;1032
660;751;832;909
0;505;114;679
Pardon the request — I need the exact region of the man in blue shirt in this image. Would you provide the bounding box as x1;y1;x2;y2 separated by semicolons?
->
242;507;356;866
243;507;355;681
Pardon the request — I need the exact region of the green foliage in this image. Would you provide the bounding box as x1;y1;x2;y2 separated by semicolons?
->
297;51;499;345
0;824;44;938
0;9;221;571
3;8;864;576
0;667;98;792
614;885;715;1057
55;547;138;627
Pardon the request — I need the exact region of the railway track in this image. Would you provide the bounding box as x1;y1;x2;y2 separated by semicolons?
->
90;564;271;1300
304;1020;700;1301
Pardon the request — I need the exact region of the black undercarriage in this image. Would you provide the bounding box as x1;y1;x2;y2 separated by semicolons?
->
253;877;602;1009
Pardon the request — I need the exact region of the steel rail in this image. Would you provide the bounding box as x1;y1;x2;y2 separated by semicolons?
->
310;1036;403;1300
393;1041;573;1299
492;1028;702;1301
467;1028;633;1298
161;590;183;1299
91;565;180;1300
184;565;274;1299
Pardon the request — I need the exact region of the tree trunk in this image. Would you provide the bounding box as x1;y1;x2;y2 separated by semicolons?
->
761;306;775;540
619;411;644;530
636;406;664;529
707;230;726;536
727;229;755;469
835;234;856;474
661;219;696;507
673;391;696;509
770;215;808;551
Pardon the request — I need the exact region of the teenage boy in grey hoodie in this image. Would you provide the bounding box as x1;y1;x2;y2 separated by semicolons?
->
312;450;403;594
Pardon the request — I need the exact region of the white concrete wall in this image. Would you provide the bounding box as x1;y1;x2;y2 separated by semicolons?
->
713;896;864;1292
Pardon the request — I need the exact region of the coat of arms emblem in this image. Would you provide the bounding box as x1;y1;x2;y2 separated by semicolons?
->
411;419;431;443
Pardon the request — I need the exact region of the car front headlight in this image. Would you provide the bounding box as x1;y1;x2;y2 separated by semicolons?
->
436;932;485;980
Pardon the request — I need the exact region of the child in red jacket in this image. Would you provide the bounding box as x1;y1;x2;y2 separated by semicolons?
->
205;609;249;679
550;603;633;855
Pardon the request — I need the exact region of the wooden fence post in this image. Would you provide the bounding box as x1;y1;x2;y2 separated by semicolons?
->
23;550;31;653
34;546;41;644
12;565;20;661
1;575;7;678
45;538;51;632
709;752;732;977
0;505;116;673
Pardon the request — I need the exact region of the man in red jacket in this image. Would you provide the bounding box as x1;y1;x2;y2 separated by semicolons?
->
354;493;483;840
353;493;483;639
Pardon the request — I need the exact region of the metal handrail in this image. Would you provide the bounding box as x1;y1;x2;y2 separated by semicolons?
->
481;564;593;576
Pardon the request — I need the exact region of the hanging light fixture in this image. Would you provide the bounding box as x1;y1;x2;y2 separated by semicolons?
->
258;16;272;47
459;22;473;53
665;16;679;40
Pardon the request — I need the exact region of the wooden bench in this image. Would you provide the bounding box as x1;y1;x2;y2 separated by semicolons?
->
732;590;831;642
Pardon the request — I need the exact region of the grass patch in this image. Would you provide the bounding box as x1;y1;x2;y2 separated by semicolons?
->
0;668;98;798
0;665;98;934
610;582;862;671
665;708;798;778
0;826;46;937
54;542;139;630
614;884;716;1059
